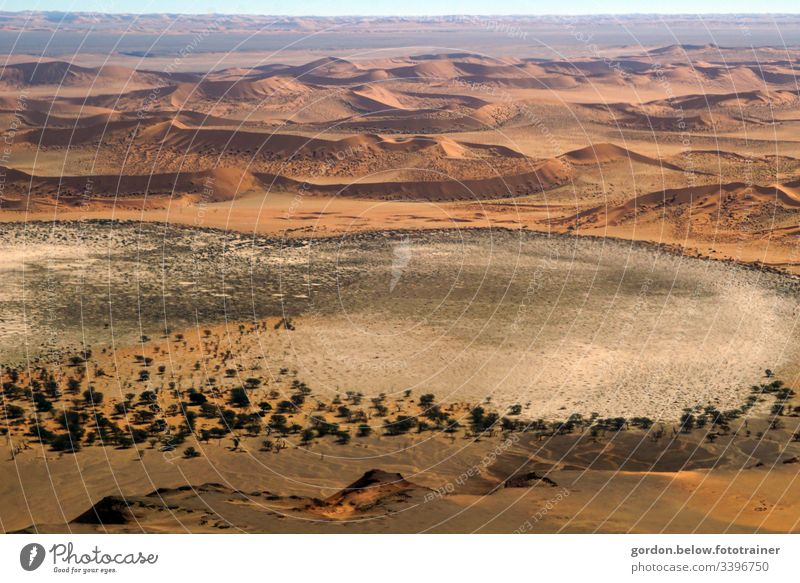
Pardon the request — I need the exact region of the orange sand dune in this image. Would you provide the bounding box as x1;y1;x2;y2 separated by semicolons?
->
573;181;800;229
582;101;741;131
0;165;270;203
23;118;142;146
349;84;410;112
560;142;687;172
188;76;313;102
0;61;165;89
652;88;800;109
150;125;528;161
302;160;568;200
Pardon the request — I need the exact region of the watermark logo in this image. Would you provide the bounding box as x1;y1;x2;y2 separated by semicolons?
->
20;543;46;571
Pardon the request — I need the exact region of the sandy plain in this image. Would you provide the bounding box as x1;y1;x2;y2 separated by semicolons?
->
2;14;800;533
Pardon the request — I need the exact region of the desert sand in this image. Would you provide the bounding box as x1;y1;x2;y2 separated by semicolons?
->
2;14;800;534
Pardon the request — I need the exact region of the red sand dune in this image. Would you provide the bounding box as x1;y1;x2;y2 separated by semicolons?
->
0;165;279;203
560;143;687;172
0;61;164;88
570;181;800;228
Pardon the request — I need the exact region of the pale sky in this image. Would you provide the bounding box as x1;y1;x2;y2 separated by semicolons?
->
3;0;800;15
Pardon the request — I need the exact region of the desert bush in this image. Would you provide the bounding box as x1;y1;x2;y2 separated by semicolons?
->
230;387;250;407
385;415;415;435
51;433;81;453
83;388;103;405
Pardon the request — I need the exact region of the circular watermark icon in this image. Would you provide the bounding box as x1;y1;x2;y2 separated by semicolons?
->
19;543;46;571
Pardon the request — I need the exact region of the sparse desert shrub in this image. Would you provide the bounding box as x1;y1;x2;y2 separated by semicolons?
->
5;404;24;419
419;393;435;407
501;417;519;432
83;388;103;405
385;415;415;435
274;318;295;331
51;433;81;453
308;415;333;436
470;406;485;427
230;387;250;407
188;389;208;405
443;418;460;433
33;393;53;412
268;414;288;435
680;411;696;433
301;428;315;445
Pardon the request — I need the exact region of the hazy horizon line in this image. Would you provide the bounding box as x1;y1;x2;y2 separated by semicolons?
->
2;10;800;17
